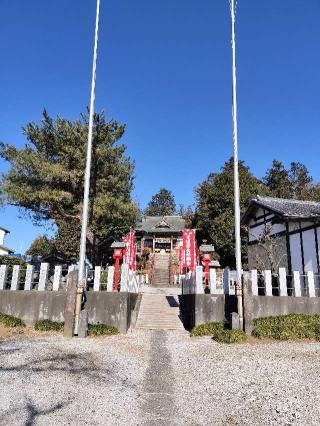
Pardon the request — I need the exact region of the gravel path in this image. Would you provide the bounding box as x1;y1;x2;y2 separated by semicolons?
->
1;331;320;425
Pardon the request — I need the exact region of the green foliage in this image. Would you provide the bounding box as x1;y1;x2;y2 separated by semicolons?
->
26;235;54;257
252;314;320;340
263;160;313;199
0;110;139;262
34;319;64;332
191;321;225;337
194;158;266;267
0;313;25;328
88;323;119;336
0;256;27;267
145;188;176;216
212;329;247;344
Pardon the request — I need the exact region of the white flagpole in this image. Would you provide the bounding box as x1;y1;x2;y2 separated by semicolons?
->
230;0;243;328
76;0;101;333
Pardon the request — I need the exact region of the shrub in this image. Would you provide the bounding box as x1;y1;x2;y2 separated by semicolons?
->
252;314;320;340
212;329;247;344
0;313;25;328
88;324;119;336
34;319;64;332
191;321;226;337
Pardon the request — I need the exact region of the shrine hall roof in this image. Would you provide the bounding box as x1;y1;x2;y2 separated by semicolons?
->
135;216;185;234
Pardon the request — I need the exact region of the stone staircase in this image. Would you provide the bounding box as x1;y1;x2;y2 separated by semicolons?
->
135;292;185;331
152;253;170;287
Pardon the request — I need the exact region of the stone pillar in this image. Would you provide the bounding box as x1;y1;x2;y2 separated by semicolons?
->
63;270;78;338
93;266;101;291
0;265;8;290
38;263;49;291
243;271;254;335
293;271;301;297
279;268;287;296
53;265;62;291
11;265;20;290
107;266;114;292
307;271;316;298
264;270;272;296
223;267;230;295
24;265;34;290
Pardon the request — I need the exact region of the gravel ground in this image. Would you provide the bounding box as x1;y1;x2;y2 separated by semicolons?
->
1;331;320;425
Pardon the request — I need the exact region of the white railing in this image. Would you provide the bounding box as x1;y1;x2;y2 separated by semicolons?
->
0;262;140;293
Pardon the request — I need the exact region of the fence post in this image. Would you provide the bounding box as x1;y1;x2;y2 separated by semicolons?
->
107;266;114;292
53;265;62;291
24;264;34;290
264;270;272;296
279;268;287;296
38;263;49;291
223;267;230;295
210;269;217;293
66;265;76;288
0;265;8;290
251;270;258;295
120;264;129;292
307;271;316;298
93;266;101;291
196;265;204;294
11;265;20;290
293;271;301;297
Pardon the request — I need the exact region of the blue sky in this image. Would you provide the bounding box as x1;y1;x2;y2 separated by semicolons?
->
0;0;319;253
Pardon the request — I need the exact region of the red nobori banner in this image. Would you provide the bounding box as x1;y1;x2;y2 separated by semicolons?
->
122;229;136;271
181;229;196;273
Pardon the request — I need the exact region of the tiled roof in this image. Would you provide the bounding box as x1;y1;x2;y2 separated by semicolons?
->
242;196;320;223
135;216;185;234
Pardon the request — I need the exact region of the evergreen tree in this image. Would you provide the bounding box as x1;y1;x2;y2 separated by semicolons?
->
194;158;266;267
289;162;312;199
145;188;176;216
0;110;139;262
26;235;54;257
263;160;291;198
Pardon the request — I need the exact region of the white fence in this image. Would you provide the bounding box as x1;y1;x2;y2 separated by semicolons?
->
181;265;320;298
0;263;140;293
250;268;320;298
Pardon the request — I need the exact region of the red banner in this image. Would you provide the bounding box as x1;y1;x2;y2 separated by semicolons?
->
181;229;196;273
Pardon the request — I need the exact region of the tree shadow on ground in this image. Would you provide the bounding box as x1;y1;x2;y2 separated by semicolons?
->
0;349;137;390
0;397;69;426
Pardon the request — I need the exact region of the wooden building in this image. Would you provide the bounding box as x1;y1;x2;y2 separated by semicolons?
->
135;216;185;254
242;196;320;274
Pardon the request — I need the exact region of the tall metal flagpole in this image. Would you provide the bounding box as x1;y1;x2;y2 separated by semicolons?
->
75;0;101;333
230;0;243;328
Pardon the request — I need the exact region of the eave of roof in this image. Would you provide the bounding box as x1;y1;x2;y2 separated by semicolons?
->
0;245;14;253
0;227;10;234
241;196;320;224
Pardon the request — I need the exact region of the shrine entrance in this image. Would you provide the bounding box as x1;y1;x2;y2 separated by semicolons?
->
155;238;171;253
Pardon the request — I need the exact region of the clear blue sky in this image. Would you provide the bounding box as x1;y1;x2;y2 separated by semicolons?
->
0;0;319;253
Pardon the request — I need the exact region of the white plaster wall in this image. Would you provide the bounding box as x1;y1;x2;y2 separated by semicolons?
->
302;229;318;272
290;233;303;273
0;230;5;246
0;248;9;255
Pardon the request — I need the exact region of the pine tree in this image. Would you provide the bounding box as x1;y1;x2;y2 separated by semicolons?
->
0;110;139;262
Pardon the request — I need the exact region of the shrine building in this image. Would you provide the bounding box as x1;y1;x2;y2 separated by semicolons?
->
135;216;185;254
